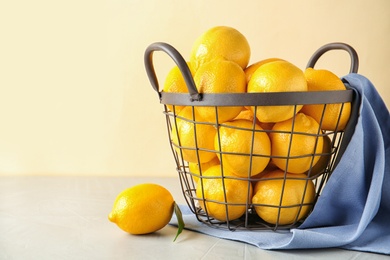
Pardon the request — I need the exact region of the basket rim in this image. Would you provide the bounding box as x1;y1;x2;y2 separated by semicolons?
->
159;89;354;106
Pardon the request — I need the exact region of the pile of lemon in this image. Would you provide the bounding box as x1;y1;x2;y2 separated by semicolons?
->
165;26;351;225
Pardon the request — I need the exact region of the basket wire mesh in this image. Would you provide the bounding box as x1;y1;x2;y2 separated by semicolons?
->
145;42;358;231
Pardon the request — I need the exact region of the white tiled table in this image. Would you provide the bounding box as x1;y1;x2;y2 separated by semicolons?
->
0;176;387;259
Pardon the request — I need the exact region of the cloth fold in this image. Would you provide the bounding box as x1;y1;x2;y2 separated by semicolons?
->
170;74;390;255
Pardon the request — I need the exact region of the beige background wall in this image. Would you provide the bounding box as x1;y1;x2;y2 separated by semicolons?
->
0;0;389;176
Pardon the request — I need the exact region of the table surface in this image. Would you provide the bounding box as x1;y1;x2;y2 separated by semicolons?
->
0;176;387;260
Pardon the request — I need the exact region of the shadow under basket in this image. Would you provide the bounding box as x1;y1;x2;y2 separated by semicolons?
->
144;42;359;231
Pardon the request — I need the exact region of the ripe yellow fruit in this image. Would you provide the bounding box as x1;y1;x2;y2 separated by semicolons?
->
247;60;307;123
171;107;217;163
306;135;332;177
196;165;253;221
250;161;280;183
188;156;220;183
108;183;174;235
244;58;284;83
232;107;256;122
190;26;251;71
194;59;246;123
163;62;195;114
214;119;271;178
270;113;324;174
252;170;315;225
302;68;351;131
300;68;351;130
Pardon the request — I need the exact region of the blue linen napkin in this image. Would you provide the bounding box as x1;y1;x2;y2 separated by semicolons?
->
170;74;390;255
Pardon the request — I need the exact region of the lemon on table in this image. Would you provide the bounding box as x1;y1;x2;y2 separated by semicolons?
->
247;60;307;123
301;68;351;130
270;113;324;174
108;183;174;235
252;170;316;225
190;25;251;71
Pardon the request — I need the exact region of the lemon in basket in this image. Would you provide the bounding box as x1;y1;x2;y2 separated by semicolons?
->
247;60;308;123
252;170;315;225
163;61;195;114
189;156;220;183
214;119;271;178
244;58;284;83
196;165;253;221
306;135;332;177
301;68;351;130
232;107;255;121
171;107;217;163
108;183;174;235
190;25;250;71
270;113;324;174
193;59;247;123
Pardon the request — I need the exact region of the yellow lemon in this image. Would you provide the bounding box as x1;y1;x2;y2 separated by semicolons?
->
244;58;284;83
190;26;251;71
163;62;195;114
270;113;324;174
108;183;174;234
171;107;217;163
188;156;220;183
306;135;332;177
194;59;246;123
196;165;253;221
214;119;271;178
252;170;315;225
247;60;307;123
301;68;351;130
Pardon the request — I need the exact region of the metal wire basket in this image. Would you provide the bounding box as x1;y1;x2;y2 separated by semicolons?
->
144;42;358;231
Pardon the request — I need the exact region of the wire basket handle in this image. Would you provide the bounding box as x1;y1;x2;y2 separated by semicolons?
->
144;42;201;102
306;42;359;73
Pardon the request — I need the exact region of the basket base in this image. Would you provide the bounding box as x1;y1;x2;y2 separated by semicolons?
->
193;206;305;231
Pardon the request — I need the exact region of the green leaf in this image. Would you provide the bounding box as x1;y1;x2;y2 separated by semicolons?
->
173;202;185;242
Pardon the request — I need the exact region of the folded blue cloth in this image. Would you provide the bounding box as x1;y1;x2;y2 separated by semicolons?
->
171;74;390;255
